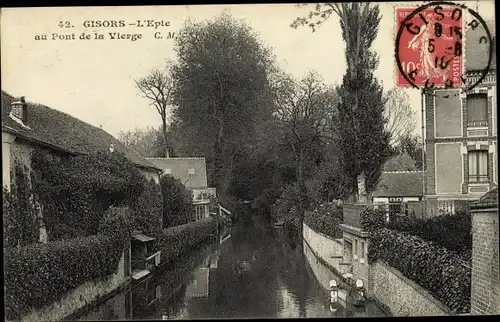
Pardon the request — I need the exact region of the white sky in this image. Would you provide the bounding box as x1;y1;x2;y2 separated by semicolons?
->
1;2;495;137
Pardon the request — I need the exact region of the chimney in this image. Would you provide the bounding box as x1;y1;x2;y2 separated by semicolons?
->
11;96;28;124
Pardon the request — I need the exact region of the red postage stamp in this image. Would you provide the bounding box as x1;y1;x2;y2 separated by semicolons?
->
395;5;464;88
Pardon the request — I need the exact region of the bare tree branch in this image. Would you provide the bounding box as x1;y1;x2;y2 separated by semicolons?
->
135;62;175;157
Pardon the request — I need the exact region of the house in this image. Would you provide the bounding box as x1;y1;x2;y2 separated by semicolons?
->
372;171;424;219
1;91;162;191
146;157;217;221
424;21;497;215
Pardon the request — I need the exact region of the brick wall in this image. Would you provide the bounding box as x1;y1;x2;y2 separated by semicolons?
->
471;209;500;315
342;204;364;228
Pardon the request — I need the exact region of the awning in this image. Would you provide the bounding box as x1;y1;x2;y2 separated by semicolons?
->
132;233;155;243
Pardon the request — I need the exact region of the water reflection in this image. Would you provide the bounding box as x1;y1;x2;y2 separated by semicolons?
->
77;218;385;320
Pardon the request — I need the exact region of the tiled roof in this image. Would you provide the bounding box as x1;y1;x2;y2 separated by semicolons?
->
146;157;208;189
465;21;496;72
372;171;424;198
1;90;160;171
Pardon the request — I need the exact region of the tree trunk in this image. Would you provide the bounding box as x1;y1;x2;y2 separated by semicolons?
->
162;118;169;157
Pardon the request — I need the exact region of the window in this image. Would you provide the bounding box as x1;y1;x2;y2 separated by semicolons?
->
468;150;488;183
361;242;365;259
467;93;488;124
194;205;206;221
354;240;358;259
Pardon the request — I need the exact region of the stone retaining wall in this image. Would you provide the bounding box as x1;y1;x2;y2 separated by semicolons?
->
303;222;452;316
371;261;450;316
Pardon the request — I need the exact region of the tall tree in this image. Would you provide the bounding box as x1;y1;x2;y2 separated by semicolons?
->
171;13;275;197
274;70;337;214
384;87;416;147
135;62;175;157
383;153;418;171
292;3;391;197
394;133;424;170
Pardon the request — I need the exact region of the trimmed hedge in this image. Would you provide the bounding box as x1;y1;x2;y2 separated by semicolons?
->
98;206;135;244
129;179;163;238
155;218;217;264
160;175;193;228
4;234;123;320
304;205;343;239
31;149;147;239
369;228;471;314
387;211;471;253
360;207;386;232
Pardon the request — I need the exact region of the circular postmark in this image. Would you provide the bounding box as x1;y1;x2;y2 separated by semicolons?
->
395;1;493;91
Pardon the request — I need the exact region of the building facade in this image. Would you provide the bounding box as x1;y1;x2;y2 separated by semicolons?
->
146;157;217;221
424;22;497;214
372;171;424;219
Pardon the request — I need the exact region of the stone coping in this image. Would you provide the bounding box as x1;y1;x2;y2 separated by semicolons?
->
339;224;369;238
470;203;498;211
303;223;343;245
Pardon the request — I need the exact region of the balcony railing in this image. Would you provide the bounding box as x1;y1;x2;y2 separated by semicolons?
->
468;175;489;183
193;188;217;201
467;120;488;128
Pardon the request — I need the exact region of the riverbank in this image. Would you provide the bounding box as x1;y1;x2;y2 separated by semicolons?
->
5;218;219;322
72;218;385;319
302;219;457;316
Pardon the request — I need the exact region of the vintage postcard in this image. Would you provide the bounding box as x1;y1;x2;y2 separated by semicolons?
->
1;1;497;320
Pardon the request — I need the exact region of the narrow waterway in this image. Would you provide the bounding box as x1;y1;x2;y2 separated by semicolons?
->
76;216;386;320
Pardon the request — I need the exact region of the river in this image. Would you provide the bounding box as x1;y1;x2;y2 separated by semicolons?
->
76;216;386;320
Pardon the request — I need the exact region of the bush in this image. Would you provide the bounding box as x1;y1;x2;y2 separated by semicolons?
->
3;164;39;247
387;211;471;253
4;234;123;320
284;206;302;246
160;175;193;228
129;179;163;238
360;207;386;232
31;149;148;239
369;228;471;314
155;218;217;264
304;205;343;239
98;206;135;244
274;183;301;219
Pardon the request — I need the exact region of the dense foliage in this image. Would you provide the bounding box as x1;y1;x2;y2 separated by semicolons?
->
154;218;217;264
4;234;123;320
283;206;302;247
160;175;193;228
3;163;39;247
171;12;275;198
304;205;343;239
387;211;472;254
360;207;387;232
31;149;146;239
369;228;471;314
98;206;135;245
130;179;163;237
